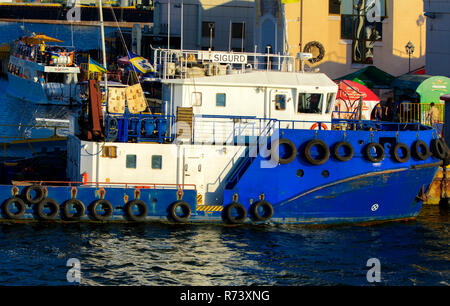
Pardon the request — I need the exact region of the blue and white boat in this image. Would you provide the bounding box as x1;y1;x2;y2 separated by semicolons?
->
0;48;446;225
6;34;82;105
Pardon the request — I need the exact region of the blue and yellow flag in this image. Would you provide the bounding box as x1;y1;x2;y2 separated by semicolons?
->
128;52;154;74
89;57;106;73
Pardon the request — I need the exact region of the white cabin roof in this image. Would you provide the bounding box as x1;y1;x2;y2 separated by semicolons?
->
162;71;338;90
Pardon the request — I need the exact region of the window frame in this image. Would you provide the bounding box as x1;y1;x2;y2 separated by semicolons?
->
329;0;341;15
274;94;287;111
126;154;137;169
151;155;162;170
297;93;324;114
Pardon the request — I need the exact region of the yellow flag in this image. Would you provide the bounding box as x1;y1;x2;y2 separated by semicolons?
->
281;0;300;3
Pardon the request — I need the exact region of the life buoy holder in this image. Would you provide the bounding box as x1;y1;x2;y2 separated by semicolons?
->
2;197;27;219
124;200;148;222
303;41;326;64
310;122;328;130
221;202;247;224
167;201;192;223
333;141;354;162
34;198;60;220
392;142;410;163
89;199;114;221
249;200;273;222
431;138;448;160
271;138;297;164
412;140;430;161
364;143;385;163
23;184;45;204
61;199;86;221
304;139;330;165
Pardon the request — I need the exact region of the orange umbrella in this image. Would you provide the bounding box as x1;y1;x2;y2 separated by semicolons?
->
22;34;63;44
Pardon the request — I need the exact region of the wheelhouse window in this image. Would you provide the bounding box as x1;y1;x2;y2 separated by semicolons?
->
232;22;245;39
298;93;323;114
216;93;226;107
325;93;336;114
275;94;286;111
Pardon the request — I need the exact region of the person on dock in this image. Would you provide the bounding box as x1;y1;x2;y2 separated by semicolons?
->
373;102;383;121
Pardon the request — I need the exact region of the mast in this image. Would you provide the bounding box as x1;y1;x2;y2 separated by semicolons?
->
99;0;108;96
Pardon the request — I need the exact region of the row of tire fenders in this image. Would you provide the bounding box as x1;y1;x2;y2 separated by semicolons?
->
1;185;271;224
271;137;448;165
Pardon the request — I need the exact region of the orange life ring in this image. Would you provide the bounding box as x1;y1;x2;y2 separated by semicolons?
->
310;122;328;130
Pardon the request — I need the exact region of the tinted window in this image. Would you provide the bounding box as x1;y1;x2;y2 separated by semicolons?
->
298;93;323;114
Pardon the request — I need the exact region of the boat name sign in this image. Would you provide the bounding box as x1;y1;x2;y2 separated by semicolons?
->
198;51;247;64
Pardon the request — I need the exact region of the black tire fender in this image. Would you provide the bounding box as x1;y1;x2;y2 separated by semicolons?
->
23;184;45;204
249;200;274;222
392;142;410;163
364;142;385;163
412;140;430;161
34;198;60;220
271;138;297;164
304;139;330;165
167;200;192;223
89;199;114;221
333;141;354;162
124;200;148;222
61;198;86;221
221;202;247;224
2;197;27;219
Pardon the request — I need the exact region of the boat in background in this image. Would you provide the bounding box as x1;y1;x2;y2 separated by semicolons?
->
6;34;83;105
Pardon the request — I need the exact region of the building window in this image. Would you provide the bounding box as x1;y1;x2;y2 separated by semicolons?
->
329;0;341;15
216;93;226;107
298;93;323;114
231;22;245;39
192;92;202;106
202;22;215;38
275;94;286;110
126;154;137;169
152;155;162;169
340;0;387;64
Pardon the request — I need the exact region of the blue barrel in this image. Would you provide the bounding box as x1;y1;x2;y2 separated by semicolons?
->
128;118;140;135
143;119;155;137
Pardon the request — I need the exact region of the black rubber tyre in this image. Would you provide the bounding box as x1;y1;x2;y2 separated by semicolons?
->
167;201;192;223
304;139;330;165
34;198;60;220
221;202;247;224
23;185;45;204
61;199;86;221
303;41;325;64
333;141;354;162
364;143;385;163
124;200;148;222
431;138;448;160
2;197;27;219
249;200;274;222
412;140;430;161
392;142;411;163
89;199;114;221
271;138;297;164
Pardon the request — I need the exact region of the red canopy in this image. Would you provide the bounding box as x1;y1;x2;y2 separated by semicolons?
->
334;80;380;120
335;80;380;102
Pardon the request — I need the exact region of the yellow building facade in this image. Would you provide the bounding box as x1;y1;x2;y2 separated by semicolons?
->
283;0;426;79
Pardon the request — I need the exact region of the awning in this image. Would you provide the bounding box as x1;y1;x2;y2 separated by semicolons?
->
22;34;63;44
391;75;450;103
334;80;380;120
336;66;396;89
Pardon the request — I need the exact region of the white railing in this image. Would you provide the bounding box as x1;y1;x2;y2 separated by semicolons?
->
152;48;296;80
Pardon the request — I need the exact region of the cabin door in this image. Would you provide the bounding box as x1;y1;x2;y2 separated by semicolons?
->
269;89;294;129
181;148;206;206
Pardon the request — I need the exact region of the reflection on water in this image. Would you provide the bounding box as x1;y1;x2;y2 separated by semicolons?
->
0;206;447;286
